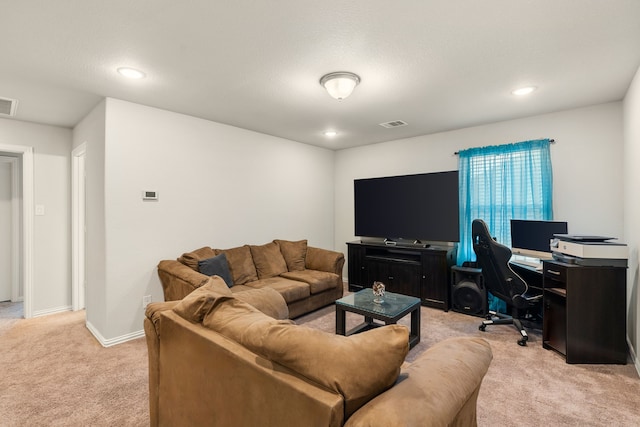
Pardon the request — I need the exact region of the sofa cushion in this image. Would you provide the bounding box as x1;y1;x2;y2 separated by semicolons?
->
198;253;234;287
204;296;408;418
174;277;290;322
245;277;310;304
172;276;232;323
232;287;289;320
203;296;294;338
214;245;259;285
280;270;339;294
178;246;216;271
275;239;307;272
249;242;288;279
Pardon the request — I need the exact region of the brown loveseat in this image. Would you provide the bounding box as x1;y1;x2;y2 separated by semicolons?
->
144;277;494;427
157;239;344;318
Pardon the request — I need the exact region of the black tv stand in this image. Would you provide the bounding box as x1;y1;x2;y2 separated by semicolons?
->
347;241;457;310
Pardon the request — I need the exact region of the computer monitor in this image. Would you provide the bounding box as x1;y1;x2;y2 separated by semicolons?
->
510;219;568;259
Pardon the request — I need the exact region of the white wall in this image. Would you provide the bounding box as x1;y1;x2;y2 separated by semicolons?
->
81;98;335;343
0;118;72;315
335;102;624;261
623;64;640;371
72;100;107;335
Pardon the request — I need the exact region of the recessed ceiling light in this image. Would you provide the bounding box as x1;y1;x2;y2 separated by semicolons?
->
511;86;536;96
117;67;146;79
324;130;338;137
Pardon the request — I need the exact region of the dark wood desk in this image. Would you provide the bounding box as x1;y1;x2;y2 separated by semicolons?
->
509;261;544;291
541;260;627;364
510;260;627;363
509;262;544;325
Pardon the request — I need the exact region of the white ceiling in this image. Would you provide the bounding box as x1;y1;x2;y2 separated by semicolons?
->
1;1;639;150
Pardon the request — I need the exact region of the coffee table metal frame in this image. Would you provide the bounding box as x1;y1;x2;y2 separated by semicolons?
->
335;288;421;349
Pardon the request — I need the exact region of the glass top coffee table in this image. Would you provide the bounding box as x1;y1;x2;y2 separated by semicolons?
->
335;288;421;349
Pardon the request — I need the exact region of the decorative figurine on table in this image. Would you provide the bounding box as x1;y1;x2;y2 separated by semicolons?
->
372;281;385;303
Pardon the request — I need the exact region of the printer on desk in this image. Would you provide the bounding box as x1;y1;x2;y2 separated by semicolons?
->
550;234;628;267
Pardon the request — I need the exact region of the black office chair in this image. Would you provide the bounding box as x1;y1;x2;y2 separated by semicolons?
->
472;219;543;346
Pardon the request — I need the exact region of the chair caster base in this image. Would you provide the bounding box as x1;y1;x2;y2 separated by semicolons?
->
479;324;486;332
517;337;528;346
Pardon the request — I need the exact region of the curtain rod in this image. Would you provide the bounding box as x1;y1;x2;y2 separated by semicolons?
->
454;138;555;155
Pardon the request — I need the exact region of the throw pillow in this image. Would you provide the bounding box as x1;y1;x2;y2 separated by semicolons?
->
177;246;216;270
249;241;288;279
198;253;234;287
256;323;408;417
204;296;408;418
172;276;232;323
213;245;259;285
274;239;307;271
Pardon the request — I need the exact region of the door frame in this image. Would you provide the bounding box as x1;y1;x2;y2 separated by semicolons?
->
0;156;19;301
0;143;34;318
71;143;86;311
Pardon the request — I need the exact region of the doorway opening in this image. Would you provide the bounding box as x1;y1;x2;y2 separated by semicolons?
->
0;156;19;304
0;144;34;318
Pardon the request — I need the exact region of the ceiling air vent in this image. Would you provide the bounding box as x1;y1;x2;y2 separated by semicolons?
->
0;97;18;117
379;120;408;129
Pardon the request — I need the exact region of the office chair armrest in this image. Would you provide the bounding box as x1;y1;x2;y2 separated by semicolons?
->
514;293;543;306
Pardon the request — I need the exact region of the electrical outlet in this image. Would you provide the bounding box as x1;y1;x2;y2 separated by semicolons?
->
142;295;152;308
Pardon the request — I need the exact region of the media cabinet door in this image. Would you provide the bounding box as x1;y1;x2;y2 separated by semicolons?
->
366;259;421;298
347;243;367;291
420;251;450;310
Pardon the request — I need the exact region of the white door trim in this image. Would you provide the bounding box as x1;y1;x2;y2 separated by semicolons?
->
0;143;34;318
0;156;20;301
72;143;87;311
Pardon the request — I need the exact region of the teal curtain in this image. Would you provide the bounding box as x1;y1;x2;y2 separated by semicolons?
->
457;139;553;266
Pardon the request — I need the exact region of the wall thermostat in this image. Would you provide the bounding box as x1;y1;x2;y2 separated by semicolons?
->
142;190;158;201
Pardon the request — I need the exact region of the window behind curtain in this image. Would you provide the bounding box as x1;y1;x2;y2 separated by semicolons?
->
457;139;553;265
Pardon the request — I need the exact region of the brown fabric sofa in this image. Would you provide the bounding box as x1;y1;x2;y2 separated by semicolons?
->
157;239;344;318
144;277;493;427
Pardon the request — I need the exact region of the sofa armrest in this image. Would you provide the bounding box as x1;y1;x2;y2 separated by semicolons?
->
305;246;345;276
344;336;493;427
151;311;345;426
144;301;179;427
157;260;209;301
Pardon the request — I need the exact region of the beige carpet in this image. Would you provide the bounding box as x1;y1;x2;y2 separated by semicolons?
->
0;308;148;426
1;303;639;426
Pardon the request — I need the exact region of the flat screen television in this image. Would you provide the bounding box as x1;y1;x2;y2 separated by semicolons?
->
354;171;459;243
510;219;568;259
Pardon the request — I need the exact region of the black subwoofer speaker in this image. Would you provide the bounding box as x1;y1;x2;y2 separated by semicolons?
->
451;266;487;317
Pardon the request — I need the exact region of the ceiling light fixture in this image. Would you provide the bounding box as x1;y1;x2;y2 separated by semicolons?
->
320;72;360;100
324;130;338;137
511;86;536;96
117;67;146;79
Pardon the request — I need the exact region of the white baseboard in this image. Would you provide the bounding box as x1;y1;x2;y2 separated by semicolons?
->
85;320;145;347
32;305;72;317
